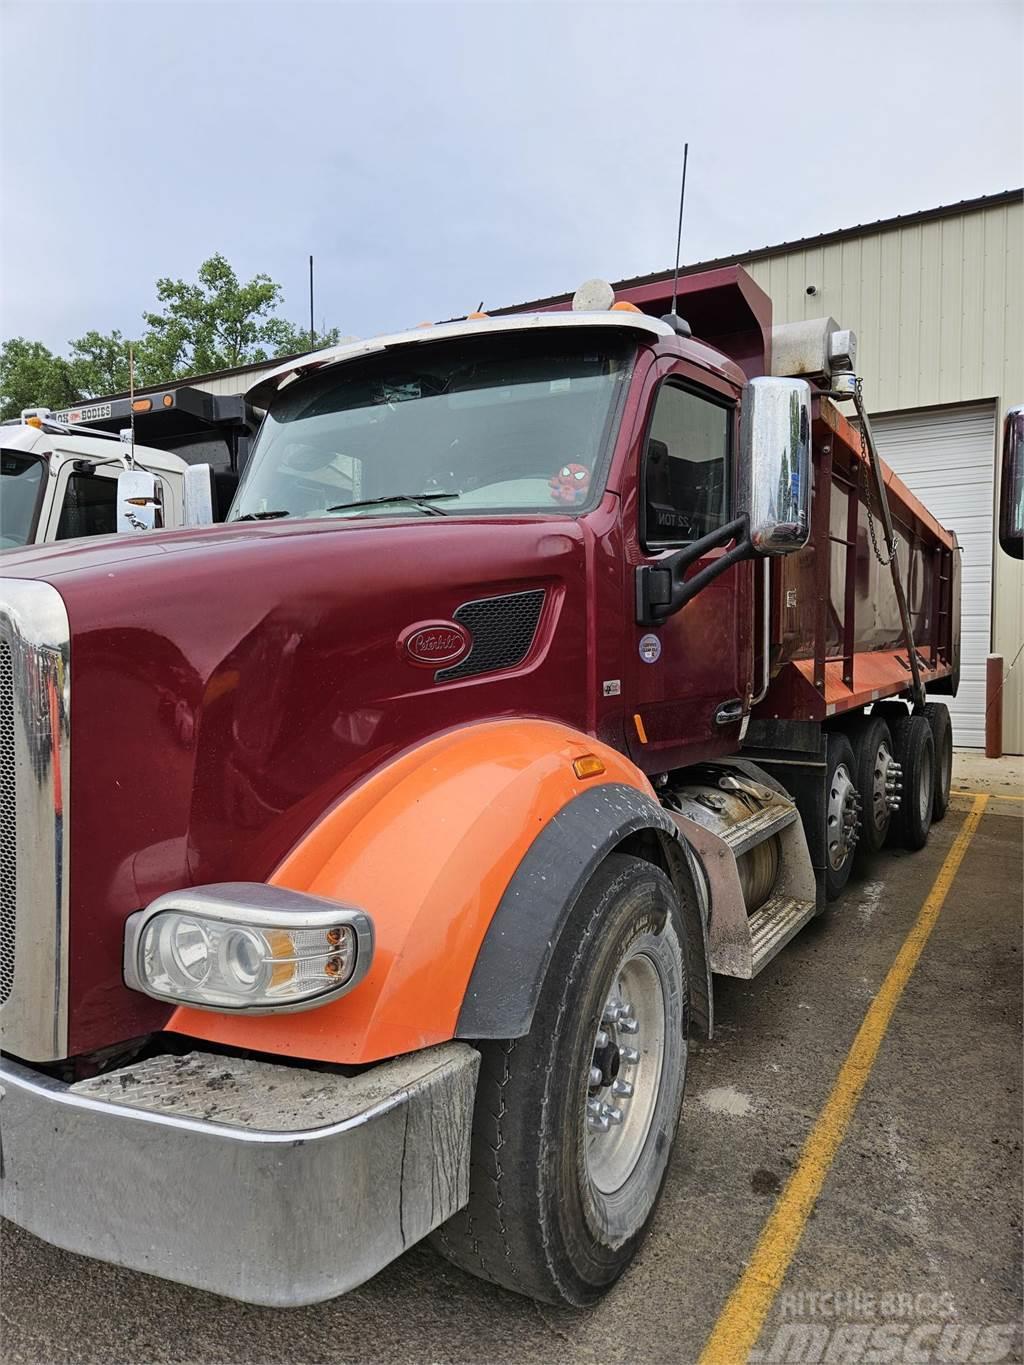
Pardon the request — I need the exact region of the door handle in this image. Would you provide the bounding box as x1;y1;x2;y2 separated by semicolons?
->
714;699;745;727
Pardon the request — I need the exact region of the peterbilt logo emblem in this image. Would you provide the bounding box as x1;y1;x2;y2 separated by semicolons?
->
400;621;471;667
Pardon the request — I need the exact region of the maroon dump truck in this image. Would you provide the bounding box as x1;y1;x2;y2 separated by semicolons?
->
0;266;959;1308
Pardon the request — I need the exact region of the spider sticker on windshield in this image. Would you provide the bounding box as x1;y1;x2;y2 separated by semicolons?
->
549;463;590;506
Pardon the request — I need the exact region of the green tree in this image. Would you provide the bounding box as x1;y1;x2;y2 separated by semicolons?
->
0;338;80;420
1;255;343;416
68;329;132;396
136;253;340;381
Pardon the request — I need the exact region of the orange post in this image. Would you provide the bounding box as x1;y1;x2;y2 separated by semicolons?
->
986;653;1004;759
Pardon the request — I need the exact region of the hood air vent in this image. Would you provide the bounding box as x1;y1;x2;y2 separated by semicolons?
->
436;589;546;683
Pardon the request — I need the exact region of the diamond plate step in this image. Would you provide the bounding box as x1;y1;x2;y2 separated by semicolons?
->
748;894;817;976
720;803;799;858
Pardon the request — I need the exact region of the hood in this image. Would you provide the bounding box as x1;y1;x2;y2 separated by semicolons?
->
5;514;605;1057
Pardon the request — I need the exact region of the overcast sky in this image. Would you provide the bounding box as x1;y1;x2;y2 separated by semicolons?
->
2;0;1020;353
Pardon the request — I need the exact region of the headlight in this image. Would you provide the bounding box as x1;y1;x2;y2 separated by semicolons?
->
124;882;373;1013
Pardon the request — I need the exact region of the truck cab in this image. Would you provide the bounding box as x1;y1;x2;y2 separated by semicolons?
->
0;385;254;549
1;422;192;549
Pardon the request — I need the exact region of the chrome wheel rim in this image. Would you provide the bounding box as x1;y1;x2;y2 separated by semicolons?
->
585;950;666;1196
871;740;901;829
827;761;859;870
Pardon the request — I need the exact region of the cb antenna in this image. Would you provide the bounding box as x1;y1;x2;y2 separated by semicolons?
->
126;342;137;469
662;144;692;337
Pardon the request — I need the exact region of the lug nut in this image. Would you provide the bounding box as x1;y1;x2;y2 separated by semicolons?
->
589;1066;604;1089
602;1003;623;1024
620;1046;640;1065
611;1079;634;1099
618;1014;639;1034
605;1105;625;1126
587;1099;610;1133
594;1029;609;1049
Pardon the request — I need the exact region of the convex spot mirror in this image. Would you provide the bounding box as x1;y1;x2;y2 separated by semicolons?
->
116;468;163;533
739;376;812;555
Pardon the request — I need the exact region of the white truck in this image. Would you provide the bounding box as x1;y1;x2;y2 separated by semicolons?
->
1;387;253;549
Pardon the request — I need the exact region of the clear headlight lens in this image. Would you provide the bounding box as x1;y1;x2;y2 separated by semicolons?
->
130;902;369;1012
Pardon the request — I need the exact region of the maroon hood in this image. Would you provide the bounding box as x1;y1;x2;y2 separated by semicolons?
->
2;514;612;1056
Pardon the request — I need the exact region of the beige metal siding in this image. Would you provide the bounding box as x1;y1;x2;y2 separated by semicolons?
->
745;199;1024;753
744;199;1022;412
192;365;281;399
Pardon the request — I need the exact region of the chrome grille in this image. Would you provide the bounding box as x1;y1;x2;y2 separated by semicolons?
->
0;638;14;1005
0;580;71;1061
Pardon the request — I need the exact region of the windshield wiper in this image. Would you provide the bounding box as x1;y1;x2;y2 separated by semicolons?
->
325;492;457;517
234;509;290;521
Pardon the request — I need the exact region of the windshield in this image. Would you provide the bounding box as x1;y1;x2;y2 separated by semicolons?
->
0;451;46;549
229;331;634;523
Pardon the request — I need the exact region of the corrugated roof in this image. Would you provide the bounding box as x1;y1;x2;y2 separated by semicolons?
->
494;188;1024;315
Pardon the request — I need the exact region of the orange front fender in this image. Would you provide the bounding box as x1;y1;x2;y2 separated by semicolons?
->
169;719;654;1063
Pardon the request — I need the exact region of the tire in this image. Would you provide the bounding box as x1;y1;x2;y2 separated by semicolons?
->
434;854;689;1306
888;714;935;851
872;700;909;727
923;702;953;822
824;731;860;902
851;715;897;854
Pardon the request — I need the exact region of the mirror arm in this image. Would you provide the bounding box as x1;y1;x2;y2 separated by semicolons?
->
635;514;752;625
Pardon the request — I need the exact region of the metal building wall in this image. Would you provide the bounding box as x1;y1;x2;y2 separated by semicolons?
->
743;198;1024;753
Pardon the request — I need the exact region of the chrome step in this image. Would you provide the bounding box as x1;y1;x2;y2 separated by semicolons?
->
721;804;799;858
747;894;817;976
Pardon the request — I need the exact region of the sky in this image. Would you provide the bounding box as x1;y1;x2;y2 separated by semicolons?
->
1;0;1021;355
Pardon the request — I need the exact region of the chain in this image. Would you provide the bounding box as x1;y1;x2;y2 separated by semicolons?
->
855;377;896;567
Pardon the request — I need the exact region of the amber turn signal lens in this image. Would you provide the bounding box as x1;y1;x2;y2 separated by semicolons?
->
132;399;152;413
162;394;174;407
572;754;606;780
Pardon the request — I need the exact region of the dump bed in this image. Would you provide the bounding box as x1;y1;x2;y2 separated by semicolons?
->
755;397;958;722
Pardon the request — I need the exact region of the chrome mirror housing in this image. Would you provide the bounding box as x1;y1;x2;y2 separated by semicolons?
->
739;376;812;556
116;468;163;533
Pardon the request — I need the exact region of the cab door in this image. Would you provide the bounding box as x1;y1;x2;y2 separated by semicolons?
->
622;361;753;771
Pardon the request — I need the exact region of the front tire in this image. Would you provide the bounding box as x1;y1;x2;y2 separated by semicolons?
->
434;854;689;1306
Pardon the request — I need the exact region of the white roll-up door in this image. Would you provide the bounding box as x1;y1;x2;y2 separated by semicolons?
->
871;402;996;749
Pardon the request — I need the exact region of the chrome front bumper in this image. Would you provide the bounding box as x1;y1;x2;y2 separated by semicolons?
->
0;1042;479;1306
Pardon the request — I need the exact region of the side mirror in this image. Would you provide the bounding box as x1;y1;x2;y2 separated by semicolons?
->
738;376;812;555
999;405;1023;560
116;469;163;533
183;464;215;528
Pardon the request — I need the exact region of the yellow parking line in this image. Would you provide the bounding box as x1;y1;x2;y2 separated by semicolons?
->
952;789;1024;802
698;794;989;1365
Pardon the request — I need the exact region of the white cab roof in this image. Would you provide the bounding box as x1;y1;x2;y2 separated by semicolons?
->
246;310;674;407
1;423;189;472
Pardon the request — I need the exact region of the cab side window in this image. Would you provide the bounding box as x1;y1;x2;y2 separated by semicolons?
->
56;474;119;540
643;383;730;547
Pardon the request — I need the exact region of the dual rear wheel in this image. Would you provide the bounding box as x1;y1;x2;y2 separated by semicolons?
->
824;702;951;899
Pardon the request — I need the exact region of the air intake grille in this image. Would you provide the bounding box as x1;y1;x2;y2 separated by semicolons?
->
0;639;15;1006
436;589;546;683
